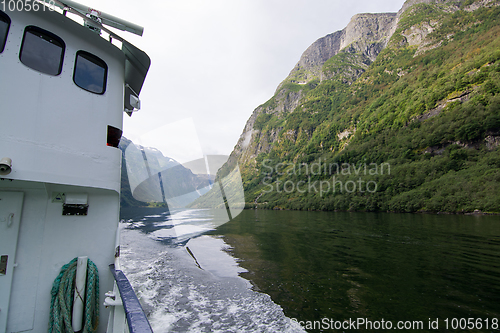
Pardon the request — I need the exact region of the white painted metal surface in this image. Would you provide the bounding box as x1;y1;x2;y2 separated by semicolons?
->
0;8;125;192
105;225;127;333
0;2;150;332
0;192;24;333
105;284;127;333
1;183;121;332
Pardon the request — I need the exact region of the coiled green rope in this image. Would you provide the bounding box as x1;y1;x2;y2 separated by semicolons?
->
49;258;100;333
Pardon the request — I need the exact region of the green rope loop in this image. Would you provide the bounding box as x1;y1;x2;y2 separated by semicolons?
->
49;258;100;333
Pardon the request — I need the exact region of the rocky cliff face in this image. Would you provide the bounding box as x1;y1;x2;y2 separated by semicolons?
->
220;11;399;175
281;13;397;87
219;0;491;178
215;0;500;213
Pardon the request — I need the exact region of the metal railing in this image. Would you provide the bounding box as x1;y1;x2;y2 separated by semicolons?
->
109;264;153;333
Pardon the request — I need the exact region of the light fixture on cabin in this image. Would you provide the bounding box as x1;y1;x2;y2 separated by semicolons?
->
62;193;89;216
0;157;12;176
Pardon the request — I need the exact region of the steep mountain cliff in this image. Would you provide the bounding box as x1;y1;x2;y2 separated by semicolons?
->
218;0;500;213
225;12;399;168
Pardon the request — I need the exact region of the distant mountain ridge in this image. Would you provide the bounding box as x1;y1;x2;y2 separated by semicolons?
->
218;0;500;213
119;137;215;208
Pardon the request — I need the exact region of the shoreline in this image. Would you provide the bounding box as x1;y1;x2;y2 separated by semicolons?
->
245;204;500;216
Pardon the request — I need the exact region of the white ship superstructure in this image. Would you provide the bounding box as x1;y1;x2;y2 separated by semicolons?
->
0;1;150;332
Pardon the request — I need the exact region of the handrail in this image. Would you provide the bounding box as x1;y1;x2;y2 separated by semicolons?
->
109;264;153;333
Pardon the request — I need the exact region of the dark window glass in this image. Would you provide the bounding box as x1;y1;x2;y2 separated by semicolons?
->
0;11;10;53
107;125;122;148
73;51;107;94
20;26;65;75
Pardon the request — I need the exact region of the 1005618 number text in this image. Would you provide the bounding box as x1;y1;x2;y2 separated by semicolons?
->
1;0;56;12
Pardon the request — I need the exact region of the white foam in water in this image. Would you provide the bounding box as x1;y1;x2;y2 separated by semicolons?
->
148;210;230;243
120;212;306;333
124;221;146;229
150;224;212;240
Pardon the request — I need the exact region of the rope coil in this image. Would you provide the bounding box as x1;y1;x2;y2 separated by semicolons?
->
49;257;100;333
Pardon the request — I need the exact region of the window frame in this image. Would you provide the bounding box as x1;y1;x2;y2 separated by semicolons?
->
73;50;108;95
19;25;65;76
0;10;11;53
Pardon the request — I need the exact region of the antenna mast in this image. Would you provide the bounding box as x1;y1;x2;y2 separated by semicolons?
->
39;0;144;37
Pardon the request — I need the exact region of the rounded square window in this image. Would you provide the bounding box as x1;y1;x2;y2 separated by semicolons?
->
73;51;108;95
0;10;11;53
20;26;65;76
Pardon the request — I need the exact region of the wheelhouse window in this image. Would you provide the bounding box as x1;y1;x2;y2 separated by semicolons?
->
20;26;65;75
73;51;107;94
0;11;10;53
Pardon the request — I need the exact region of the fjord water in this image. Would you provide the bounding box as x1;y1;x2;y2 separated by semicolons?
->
211;210;500;329
120;208;500;332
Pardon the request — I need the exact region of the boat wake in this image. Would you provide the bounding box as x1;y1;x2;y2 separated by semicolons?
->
120;210;305;333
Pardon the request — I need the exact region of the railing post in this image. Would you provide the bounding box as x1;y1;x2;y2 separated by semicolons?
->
105;282;127;333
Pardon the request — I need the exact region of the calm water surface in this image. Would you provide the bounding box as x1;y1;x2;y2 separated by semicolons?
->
210;210;500;331
120;208;500;332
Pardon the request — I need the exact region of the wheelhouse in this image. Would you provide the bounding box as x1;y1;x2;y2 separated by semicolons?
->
0;3;151;332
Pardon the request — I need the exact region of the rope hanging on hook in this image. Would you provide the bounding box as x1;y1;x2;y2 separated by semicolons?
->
49;257;100;333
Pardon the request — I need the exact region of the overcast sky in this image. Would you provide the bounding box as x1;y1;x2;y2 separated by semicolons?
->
83;0;406;159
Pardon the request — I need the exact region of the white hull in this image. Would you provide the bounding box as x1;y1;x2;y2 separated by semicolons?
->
0;181;118;332
0;2;151;332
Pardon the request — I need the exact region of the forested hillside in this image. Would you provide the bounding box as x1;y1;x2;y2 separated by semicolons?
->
219;0;500;213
